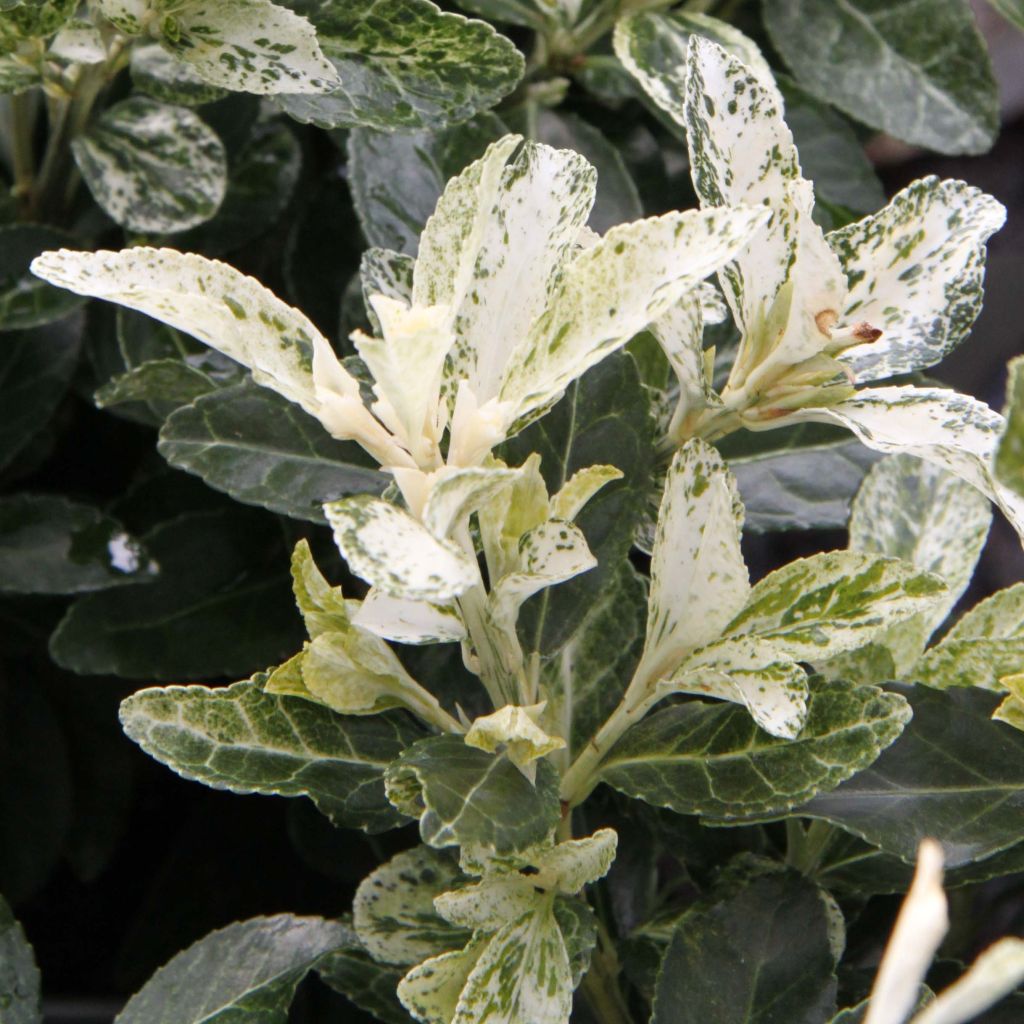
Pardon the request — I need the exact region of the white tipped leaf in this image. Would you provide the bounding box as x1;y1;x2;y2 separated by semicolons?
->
637;439;749;685
498;205;768;432
830;177;1006;382
31;247;325;415
325;496;478;601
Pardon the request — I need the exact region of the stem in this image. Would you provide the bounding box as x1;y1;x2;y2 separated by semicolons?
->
786;819;836;874
9;92;36;214
580;920;633;1024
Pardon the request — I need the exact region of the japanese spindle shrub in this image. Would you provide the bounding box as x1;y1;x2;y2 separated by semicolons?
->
3;1;1024;1023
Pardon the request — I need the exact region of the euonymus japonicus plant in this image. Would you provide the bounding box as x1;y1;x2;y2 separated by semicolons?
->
5;1;1024;1022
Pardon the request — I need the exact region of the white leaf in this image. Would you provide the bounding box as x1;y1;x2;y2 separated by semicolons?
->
423;465;522;540
912;938;1024;1024
353;589;467;645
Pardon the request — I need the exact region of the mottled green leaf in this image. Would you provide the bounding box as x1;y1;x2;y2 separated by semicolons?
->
996;355;1024;499
651;872;839;1024
276;0;523;130
353;846;470;965
318;947;411;1024
385;736;560;853
763;0;999;155
96;359;219;411
73;97;227;233
159;380;383;523
50;509;303;679
0;494;156;594
0;895;41;1024
600;680;910;820
115;914;353;1024
801;685;1024;866
829;177;1005;382
0;225;85;331
130;43;228;106
349;115;506;256
120;675;419;831
0;54;40;95
0;0;74;51
725;551;947;663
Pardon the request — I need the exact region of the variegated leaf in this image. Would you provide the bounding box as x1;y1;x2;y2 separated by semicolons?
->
787;386;1024;538
649;289;716;424
354;589;467;645
848;455;991;670
31;247;323;415
160;0;339;95
464;705;565;772
324;496;478;601
290;539;349;638
414;138;596;404
830;177;1005;382
361;247;415;322
725;551;948;663
423;465;520;540
399;939;489;1024
72;97;227;234
996;355;1024;499
637;439;749;686
498;204;769;432
434;877;539;932
665;635;809;739
130;43;228;106
531;828;617;894
549;464;622;522
353;846;470;966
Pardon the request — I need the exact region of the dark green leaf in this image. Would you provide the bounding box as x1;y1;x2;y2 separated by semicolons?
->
50;509;303;679
348;113;506;256
451;0;544;29
95;359;219;411
385;736;561;853
801;685;1024;866
0;895;40;1024
0;225;85;330
504;353;655;657
158;380;385;523
130;43;229;107
763;0;999;155
553;897;598;988
0;494;157;594
652;872;838;1024
276;0;524;131
601;681;910;821
317;947;411;1024
115;914;354;1024
120;676;421;831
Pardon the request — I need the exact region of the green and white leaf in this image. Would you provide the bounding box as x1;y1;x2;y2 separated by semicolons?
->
32;247;323;415
637;439;749;686
464;705;565;774
353;846;470;965
0;55;40;96
0;895;41;1024
119;674;422;831
96;359;218;410
499;205;769;432
724;550;947;663
289;539;348;637
398;938;489;1024
130;43;228;106
354;589;467;645
49;19;105;63
72;97;227;234
324;496;478;601
600;680;910;820
996;355;1024;499
115;914;353;1024
423;465;520;540
829;177;1005;382
275;0;524;131
763;0;999;156
665;635;809;740
385;736;560;853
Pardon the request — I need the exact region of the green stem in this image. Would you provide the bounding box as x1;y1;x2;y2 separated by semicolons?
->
580;920;633;1024
9;92;36;215
786;819;836;874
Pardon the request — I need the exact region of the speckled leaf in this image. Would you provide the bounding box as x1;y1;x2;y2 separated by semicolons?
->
600;680;910;821
72;97;226;233
276;0;523;130
423;466;520;540
130;43;228;105
800;685;1024;866
0;225;85;331
159;382;383;523
499;205;769;432
96;359;218;411
361;248;416;317
384;736;560;853
354;589;466;645
0;494;156;595
787;386;1024;538
667;636;809;740
153;0;339;95
725;550;947;663
115;914;353;1024
0;53;39;94
119;675;420;831
829;177;1005;382
996;355;1024;499
398;939;488;1024
912;583;1024;691
637;440;749;686
415;136;596;405
651;872;839;1024
349;115;506;256
0;895;41;1024
0;0;74;51
353;847;470;965
325;496;478;601
849;454;991;668
763;0;998;155
50;509;303;679
32;247;323;415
